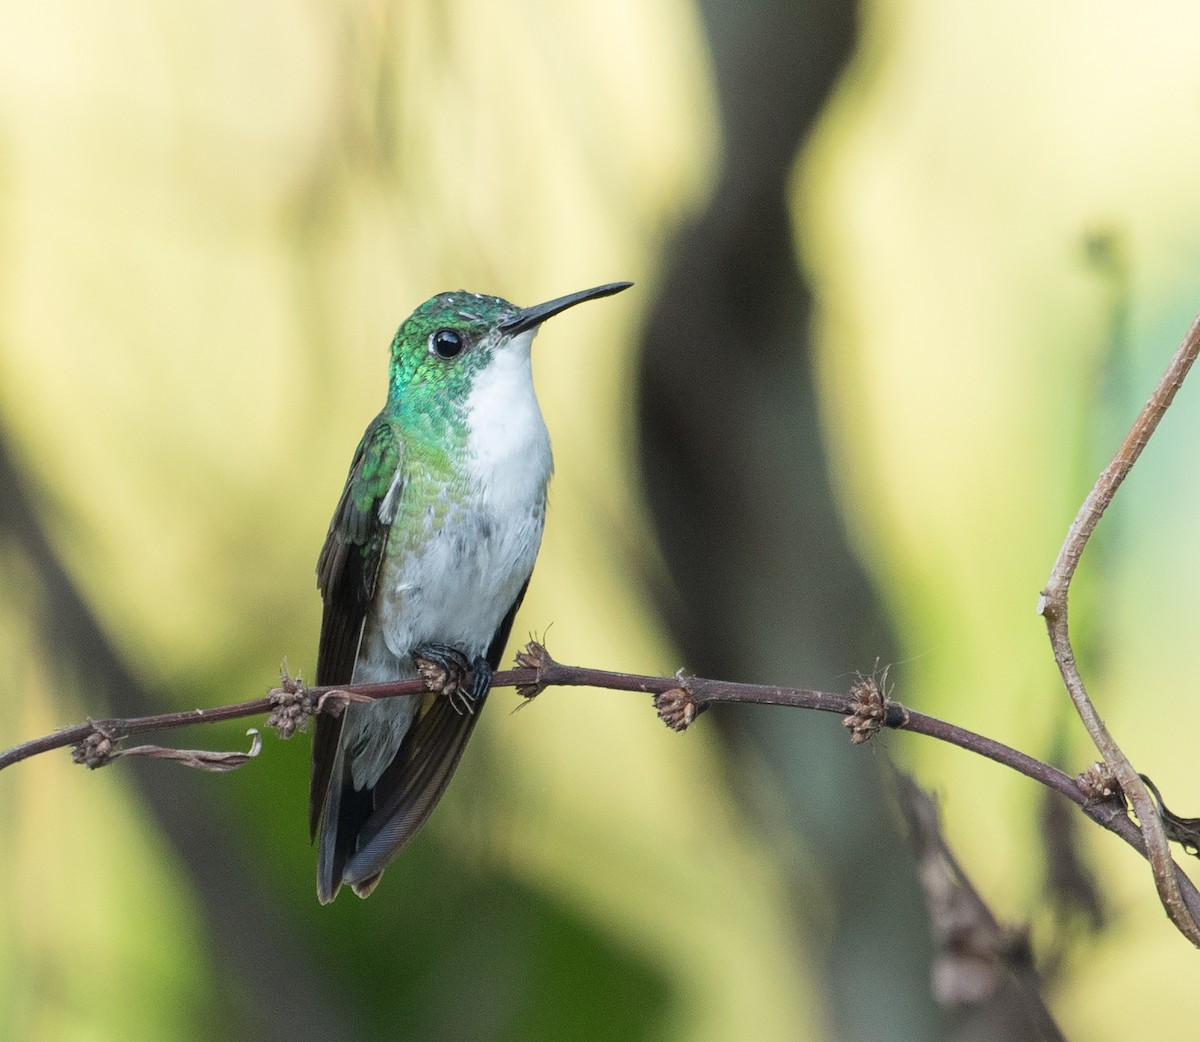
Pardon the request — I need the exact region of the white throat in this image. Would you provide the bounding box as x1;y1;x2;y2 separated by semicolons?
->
465;329;553;499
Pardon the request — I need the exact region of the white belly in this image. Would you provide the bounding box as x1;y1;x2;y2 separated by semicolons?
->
372;492;548;665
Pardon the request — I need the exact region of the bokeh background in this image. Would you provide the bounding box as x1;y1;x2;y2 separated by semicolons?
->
3;1;1200;1039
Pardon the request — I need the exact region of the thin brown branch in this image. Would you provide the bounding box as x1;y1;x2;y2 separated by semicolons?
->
1038;311;1200;946
4;648;1200;930
0;695;280;770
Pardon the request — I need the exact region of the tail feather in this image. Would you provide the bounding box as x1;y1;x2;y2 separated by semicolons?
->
315;738;375;905
342;691;487;888
315;691;486;901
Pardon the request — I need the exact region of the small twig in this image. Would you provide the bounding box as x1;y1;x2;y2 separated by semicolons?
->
1140;774;1200;858
73;730;263;772
0;696;282;771
1038;311;1200;946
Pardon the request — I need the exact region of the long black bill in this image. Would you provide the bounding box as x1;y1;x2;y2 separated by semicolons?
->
501;281;633;336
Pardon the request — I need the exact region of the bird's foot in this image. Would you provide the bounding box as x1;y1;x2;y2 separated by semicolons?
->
412;644;492;714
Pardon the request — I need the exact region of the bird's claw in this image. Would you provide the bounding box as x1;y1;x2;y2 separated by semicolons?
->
412;644;492;715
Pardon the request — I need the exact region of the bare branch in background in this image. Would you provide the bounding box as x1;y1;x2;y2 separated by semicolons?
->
1038;311;1200;945
894;771;1067;1042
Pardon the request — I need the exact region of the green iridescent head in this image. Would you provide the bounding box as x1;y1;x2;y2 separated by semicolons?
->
385;282;633;406
387;291;518;403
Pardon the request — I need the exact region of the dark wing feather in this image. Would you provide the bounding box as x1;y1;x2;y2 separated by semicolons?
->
308;416;403;842
340;580;531;896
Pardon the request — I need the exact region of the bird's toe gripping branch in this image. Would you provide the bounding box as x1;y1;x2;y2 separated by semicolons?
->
413;643;489;714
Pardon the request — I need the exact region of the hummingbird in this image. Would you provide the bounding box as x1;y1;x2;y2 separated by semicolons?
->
309;280;632;903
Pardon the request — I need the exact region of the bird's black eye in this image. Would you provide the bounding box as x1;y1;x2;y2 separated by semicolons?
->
429;328;464;359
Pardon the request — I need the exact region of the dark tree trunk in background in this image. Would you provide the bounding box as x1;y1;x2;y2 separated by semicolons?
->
0;433;354;1042
636;3;947;1038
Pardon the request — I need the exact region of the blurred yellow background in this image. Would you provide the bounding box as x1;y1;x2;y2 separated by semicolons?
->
2;0;1200;1039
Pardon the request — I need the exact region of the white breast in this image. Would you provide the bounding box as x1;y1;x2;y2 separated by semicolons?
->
379;328;552;663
